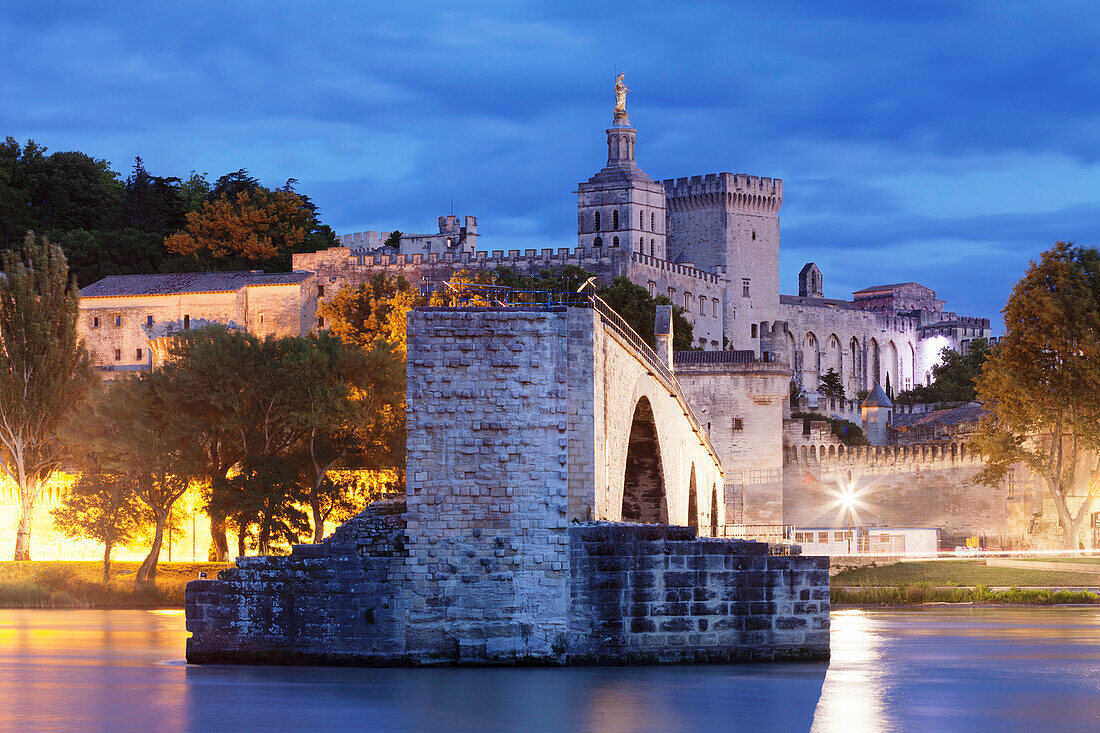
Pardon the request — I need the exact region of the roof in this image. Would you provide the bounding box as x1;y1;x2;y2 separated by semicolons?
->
851;281;930;295
798;262;819;275
80;271;312;298
780;294;859;309
891;404;987;431
861;383;894;409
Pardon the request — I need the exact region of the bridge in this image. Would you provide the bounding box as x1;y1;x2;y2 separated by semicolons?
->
405;294;724;537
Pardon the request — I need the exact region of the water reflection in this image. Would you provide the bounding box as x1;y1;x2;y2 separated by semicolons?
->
0;608;1098;731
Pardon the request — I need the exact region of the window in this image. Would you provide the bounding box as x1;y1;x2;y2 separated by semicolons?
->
318;316;325;328
712;299;719;317
647;281;655;295
114;349;121;361
114;315;121;326
612;236;619;247
683;293;691;311
183;315;190;330
732;418;743;431
146;315;153;328
751;323;758;338
650;238;655;256
752;230;756;241
594;211;601;231
668;287;675;300
640;211;645;229
612;210;619;230
259;313;265;325
318;284;325;297
651;212;655;230
135;348;143;361
593;236;603;247
699;295;706;313
817;531;829;543
92;316;100;328
639;237;643;250
742;278;751;297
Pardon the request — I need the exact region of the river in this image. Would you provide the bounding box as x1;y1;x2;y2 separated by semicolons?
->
0;607;1097;732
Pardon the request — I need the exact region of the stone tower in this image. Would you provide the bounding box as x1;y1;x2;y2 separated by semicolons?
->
577;104;667;258
798;263;823;298
663;173;783;353
861;383;894;446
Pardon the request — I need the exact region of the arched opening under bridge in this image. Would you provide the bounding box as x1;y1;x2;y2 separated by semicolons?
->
622;396;668;524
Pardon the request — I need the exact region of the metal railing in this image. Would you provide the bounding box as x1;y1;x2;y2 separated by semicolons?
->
716;524;795;545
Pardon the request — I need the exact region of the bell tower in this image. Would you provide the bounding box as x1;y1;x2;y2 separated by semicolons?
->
577;77;667;259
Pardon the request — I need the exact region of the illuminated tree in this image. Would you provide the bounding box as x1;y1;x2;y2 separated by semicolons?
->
973;242;1100;549
0;234;94;560
51;473;146;583
319;275;422;355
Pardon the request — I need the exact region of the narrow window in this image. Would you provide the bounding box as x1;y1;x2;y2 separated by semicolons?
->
92;316;100;329
114;315;121;327
259;313;265;325
136;348;143;360
700;295;706;313
751;323;758;338
640;211;645;229
732;418;744;431
639;236;643;250
612;236;619;247
683;293;691;312
146;315;153;328
114;348;121;361
183;315;190;330
712;299;719;317
318;284;325;297
593;236;603;247
650;239;655;256
668;287;675;301
742;278;751;297
612;210;619;230
651;212;655;230
594;211;601;231
318;316;325;328
752;230;756;241
647;281;655;295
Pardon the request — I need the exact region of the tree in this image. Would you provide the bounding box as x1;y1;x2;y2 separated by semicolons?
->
164;170;336;272
53;228;166;288
896;339;992;405
51;473;146;583
211;456;309;555
26;150;123;233
120;157;187;235
818;368;845;399
0;137;43;249
0;235;94;559
597;276;696;351
972;242;1100;549
84;372;204;585
318;275;423;355
383;230;402;249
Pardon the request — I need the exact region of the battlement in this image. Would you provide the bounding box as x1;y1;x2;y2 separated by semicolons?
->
662;173;783;214
630;251;721;285
296;245;631;272
784;441;982;468
338;231;392;249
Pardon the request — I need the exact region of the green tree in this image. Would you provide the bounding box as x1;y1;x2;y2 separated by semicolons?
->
972;242;1100;549
597;276;696;351
53;228;166;287
51;473;146;583
85;372;204;586
120;157;187;235
896;339;991;405
383;230;402;249
818;368;845;399
0;235;94;560
212;456;309;556
0;137;44;249
26;150;123;233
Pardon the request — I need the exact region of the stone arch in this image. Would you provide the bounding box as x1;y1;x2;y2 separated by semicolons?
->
886;341;900;394
848;336;861;394
826;334;842;376
869;338;881;387
621;396;668;524
801;445;807;460
802;331;819;390
687;464;699;529
612;236;619;247
593;235;603;247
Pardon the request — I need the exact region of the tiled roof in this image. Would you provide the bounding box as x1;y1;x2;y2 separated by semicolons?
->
80;271;311;298
861;383;894;408
892;404;987;430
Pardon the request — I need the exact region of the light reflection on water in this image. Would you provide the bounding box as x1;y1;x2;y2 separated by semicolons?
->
0;607;1097;732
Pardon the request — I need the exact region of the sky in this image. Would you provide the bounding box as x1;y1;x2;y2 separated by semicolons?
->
5;1;1100;331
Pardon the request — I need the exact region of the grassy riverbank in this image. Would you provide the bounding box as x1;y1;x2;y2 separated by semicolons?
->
0;561;228;608
832;560;1100;605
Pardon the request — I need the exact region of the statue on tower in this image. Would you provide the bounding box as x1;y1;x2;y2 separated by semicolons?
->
614;74;630;119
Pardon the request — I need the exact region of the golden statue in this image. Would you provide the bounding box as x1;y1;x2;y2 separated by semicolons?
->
614;74;630;117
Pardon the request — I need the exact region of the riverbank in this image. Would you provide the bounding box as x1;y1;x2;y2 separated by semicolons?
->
831;559;1100;605
0;561;227;608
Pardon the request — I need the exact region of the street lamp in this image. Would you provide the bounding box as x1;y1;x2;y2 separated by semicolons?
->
839;485;856;554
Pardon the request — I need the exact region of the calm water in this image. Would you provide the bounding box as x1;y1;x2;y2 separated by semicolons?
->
0;607;1097;732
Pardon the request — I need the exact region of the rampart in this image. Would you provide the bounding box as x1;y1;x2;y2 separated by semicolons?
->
663;173;783;214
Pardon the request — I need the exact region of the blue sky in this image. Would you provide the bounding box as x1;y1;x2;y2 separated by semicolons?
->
5;1;1100;329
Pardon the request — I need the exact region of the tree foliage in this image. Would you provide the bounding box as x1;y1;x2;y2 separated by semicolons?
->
818;368;845;400
0;234;94;560
896;339;991;405
972;242;1100;548
319;275;421;355
51;473;146;583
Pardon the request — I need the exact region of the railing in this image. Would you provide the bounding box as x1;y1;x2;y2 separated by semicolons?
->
716;524;795;545
421;282;723;473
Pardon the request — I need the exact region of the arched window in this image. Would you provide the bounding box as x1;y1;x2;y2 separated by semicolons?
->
651;212;655;230
612;236;619;247
593;236;603;247
640;211;645;229
639;236;643;249
650;240;654;257
594;211;601;231
612;210;619;230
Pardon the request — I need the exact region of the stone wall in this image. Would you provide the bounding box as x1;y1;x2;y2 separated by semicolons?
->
569;524;829;663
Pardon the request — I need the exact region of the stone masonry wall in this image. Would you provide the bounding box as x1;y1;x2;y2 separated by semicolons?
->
186;502;409;664
569;524;829;662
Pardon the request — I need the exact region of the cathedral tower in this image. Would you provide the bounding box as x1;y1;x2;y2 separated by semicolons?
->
577;83;667;259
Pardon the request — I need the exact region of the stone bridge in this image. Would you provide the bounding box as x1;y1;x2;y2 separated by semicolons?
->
407;300;724;536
